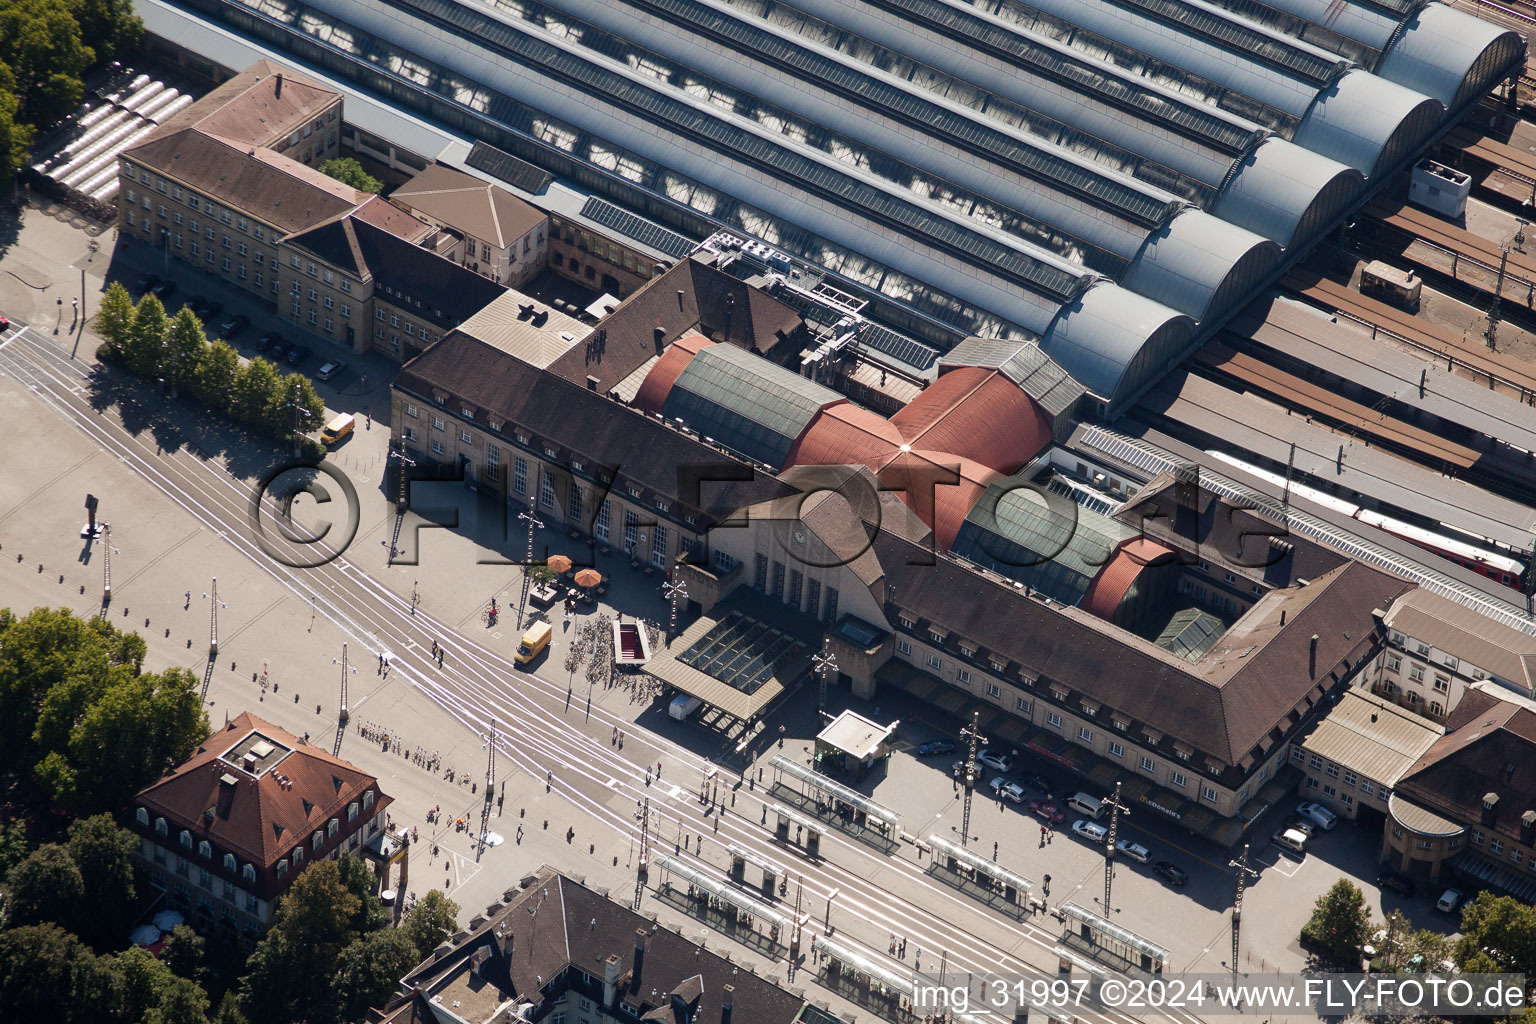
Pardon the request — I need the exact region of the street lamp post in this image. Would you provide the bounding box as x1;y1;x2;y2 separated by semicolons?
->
1102;780;1128;912
959;710;986;850
663;574;688;647
1228;843;1258;985
517;506;543;629
813;639;838;718
391;443;417;508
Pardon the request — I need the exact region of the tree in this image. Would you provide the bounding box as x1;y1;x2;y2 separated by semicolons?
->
1454;892;1536;977
334;852;388;936
191;340;240;409
0;62;36;181
46;666;208;813
95;280;136;358
0;818;31;879
274;371;324;440
213;991;250;1024
166;307;208;397
69;0;143;63
0;924;101;1023
162;924;205;982
0;0;93;126
243;859;363;1022
124;293;169;377
400;889;460;960
332;929;420;1022
1301;878;1371;966
318;156;382;194
66;813;138;946
3;844;84;931
232;356;281;427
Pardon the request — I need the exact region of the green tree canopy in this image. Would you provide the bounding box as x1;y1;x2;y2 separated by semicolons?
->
232;357;281;427
0;0;93;126
166;307;209;397
124;293;169;377
0;62;37;180
1454;892;1536;976
0;924;101;1023
95;280;137;358
317;157;382;194
241;858;367;1022
66;813;139;946
1302;878;1372;966
401;889;460;961
273;371;324;440
333;928;420;1023
4;843;84;931
191;339;241;409
69;0;142;63
161;924;205;983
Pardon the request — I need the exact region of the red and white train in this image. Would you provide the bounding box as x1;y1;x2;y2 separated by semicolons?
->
1207;452;1526;591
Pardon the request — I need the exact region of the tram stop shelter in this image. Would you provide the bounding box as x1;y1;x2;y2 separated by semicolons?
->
1058;901;1169;975
815;709;897;780
642;591;816;728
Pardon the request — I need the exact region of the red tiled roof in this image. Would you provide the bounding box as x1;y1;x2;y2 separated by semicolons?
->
890;367;1053;475
875;449;1000;550
632;335;714;413
135;711;388;867
1081;537;1175;620
783;401;904;467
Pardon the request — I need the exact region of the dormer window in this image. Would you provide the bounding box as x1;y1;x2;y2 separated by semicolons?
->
898;615;915;629
155;817;167;836
572;460;585;472
462;406;475;418
180;830;193;849
199;841;212;859
516;432;531;445
328;818;339;837
136;807;150;826
990;659;1006;673
628;486;642;498
959;644;976;659
363;791;374;810
293;847;304;866
277;860;289;879
930;631;945;644
224;853;237;873
312;831;323;851
242;864;256;884
489;420;503;432
656;499;670;512
349;802;359;821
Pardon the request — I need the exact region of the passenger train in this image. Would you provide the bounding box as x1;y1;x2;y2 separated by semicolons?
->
1205;451;1526;591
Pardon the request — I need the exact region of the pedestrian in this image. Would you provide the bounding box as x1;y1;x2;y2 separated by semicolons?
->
993;840;998;860
378;653;384;674
1039;825;1046;846
657;760;662;777
1046;827;1053;845
184;590;191;607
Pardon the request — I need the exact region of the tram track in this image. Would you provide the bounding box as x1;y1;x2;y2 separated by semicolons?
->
0;328;1206;1024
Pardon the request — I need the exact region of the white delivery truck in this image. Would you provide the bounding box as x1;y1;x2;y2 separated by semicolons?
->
669;694;703;721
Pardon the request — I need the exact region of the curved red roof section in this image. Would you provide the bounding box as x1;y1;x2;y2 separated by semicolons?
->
783;401;903;467
890;366;1054;475
1081;537;1176;621
632;335;715;414
876;449;1001;551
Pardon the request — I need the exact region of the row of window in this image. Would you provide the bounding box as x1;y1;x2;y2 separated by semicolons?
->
753;553;839;622
1377;680;1446;717
139;790;373;880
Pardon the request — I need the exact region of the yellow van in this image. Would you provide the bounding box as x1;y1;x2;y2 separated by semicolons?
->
320;413;356;445
515;620;553;664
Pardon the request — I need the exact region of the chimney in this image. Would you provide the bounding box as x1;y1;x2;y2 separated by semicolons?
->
587;375;600;392
243;752;258;772
632;928;647;989
603;954;623;1008
1521;810;1536;848
676;289;685;311
653;326;666;352
1309;634;1319;677
216;772;239;817
721;985;734;1024
1280;610;1286;626
471;948;491;975
1482;792;1500;828
275;73;283;97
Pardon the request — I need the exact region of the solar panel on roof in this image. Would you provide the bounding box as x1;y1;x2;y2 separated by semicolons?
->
579;197;697;258
464;141;552;195
857;323;939;371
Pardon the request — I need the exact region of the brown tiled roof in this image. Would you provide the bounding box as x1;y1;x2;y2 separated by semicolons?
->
124;129;363;235
286;215;505;327
395;333;792;517
391;163;546;248
350;195;433;243
138;59;338;149
1383;589;1536;692
1395;688;1536;843
392;869;804;1024
871;527;1410;766
135;711;389;867
547;257;802;392
633;335;714;413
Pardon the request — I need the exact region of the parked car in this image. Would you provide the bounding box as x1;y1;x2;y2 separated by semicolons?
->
316;359;346;381
1153;861;1188;887
218;314;250;336
990;778;1025;803
1115;839;1151;863
917;739;956;756
256;331;283;353
1283;815;1317;838
1027;799;1065;824
977;749;1013;773
1377;872;1416;898
133;274;159;295
1436;888;1463;913
201;300;224;322
1020;772;1054;796
1072;819;1109;843
151;279;176;300
1297;801;1338;831
285;345;311;366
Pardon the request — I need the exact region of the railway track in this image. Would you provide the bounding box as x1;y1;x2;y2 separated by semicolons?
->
0;325;1210;1024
